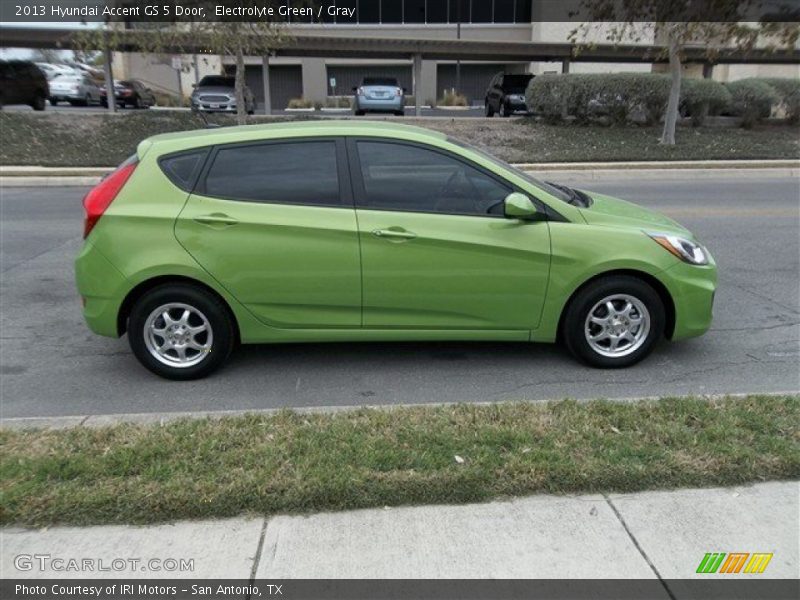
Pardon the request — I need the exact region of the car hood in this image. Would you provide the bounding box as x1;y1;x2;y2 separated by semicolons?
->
578;191;691;237
193;86;235;96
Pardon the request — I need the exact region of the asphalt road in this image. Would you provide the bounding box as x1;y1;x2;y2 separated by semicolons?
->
1;174;798;419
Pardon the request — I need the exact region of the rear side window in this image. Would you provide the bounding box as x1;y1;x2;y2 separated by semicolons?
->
159;150;208;192
203;141;341;206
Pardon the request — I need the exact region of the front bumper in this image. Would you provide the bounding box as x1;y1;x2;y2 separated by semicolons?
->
50;92;83;101
192;102;238;113
658;259;717;340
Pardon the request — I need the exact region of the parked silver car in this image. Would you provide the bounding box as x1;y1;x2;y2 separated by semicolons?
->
191;75;255;114
49;73;102;106
353;77;405;116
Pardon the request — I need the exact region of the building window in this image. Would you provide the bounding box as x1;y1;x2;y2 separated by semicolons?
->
515;0;531;23
495;0;515;22
472;1;492;23
334;0;358;25
358;0;380;23
427;0;448;22
405;0;426;23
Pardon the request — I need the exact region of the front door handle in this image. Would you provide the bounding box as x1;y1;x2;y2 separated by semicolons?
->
372;228;417;240
193;213;238;227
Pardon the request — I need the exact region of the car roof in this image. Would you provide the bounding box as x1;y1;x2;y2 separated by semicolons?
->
139;120;447;156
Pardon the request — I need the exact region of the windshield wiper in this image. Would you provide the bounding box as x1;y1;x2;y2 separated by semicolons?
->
545;182;591;207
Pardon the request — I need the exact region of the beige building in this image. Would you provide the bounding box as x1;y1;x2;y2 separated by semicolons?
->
110;1;799;109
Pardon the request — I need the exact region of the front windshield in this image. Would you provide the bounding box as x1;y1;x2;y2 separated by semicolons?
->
447;137;572;203
199;76;234;87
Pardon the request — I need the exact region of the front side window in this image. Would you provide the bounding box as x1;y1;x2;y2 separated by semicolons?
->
355;141;510;217
204;141;341;206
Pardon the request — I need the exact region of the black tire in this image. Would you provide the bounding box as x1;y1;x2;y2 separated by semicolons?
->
485;101;495;117
31;94;46;111
394;110;404;116
134;95;142;109
128;283;235;380
49;97;57;106
562;275;665;369
500;102;510;118
355;110;365;116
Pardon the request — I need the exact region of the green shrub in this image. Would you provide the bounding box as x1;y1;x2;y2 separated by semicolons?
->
726;79;779;128
758;78;800;124
439;90;468;107
526;73;670;125
287;97;314;109
324;96;352;109
681;79;732;126
526;74;572;123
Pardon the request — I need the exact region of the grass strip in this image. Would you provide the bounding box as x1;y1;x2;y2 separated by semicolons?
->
1;111;798;167
1;395;798;527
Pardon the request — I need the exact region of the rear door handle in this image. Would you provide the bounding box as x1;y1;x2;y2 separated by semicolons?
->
193;214;238;227
372;228;417;240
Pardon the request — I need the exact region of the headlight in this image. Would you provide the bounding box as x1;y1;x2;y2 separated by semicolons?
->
648;233;709;265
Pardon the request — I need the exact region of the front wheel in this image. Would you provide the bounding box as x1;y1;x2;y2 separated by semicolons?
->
562;276;665;368
31;94;46;111
485;101;495;117
128;284;235;380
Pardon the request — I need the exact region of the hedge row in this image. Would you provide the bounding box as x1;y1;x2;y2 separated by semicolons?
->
526;73;800;127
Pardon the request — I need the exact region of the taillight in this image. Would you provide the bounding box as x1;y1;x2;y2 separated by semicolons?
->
357;87;364;96
396;88;402;96
83;159;137;238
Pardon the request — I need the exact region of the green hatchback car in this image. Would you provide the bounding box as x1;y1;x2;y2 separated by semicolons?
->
75;121;716;379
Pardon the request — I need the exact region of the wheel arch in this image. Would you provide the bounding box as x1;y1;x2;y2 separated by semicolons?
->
556;269;676;341
117;275;241;342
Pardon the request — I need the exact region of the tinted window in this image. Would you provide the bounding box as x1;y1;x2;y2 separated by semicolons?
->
205;141;340;206
363;77;399;87
160;150;207;192
198;76;235;88
356;141;510;216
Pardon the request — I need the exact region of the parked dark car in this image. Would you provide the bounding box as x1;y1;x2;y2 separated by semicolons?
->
190;75;256;114
100;79;156;109
0;60;49;110
485;72;534;117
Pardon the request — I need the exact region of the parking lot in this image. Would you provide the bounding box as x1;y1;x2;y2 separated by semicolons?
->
1;172;798;419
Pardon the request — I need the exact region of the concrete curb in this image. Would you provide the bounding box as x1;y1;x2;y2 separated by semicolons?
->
2;391;796;431
2;161;798;187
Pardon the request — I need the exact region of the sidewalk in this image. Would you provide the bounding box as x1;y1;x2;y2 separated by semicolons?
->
1;161;798;187
2;481;797;581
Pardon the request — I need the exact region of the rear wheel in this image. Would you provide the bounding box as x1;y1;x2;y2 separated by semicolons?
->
562;276;664;368
485;101;495;117
128;284;235;380
355;110;365;116
500;102;510;118
394;110;404;116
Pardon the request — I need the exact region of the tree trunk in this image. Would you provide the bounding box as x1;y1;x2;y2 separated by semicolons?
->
235;45;246;126
660;34;682;145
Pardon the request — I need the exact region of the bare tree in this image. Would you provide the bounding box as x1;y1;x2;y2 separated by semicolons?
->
570;1;799;144
74;1;294;124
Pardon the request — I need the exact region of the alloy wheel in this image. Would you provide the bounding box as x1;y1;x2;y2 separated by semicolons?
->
143;303;213;368
584;294;651;358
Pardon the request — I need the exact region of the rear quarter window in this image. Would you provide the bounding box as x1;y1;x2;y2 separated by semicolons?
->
158;150;208;192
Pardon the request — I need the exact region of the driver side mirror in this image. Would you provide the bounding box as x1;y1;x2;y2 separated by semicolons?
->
503;193;538;220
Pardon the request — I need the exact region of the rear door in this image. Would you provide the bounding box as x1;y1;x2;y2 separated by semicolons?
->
174;137;362;328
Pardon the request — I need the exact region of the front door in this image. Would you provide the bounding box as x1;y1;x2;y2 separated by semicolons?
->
175;138;361;328
349;139;551;330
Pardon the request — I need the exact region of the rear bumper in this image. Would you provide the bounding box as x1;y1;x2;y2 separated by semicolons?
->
355;97;404;112
75;241;128;337
659;260;718;340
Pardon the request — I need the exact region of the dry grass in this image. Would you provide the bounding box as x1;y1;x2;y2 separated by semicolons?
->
1;395;798;527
